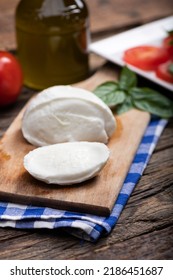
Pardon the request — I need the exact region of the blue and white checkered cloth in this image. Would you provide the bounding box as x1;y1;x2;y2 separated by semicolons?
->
0;118;168;242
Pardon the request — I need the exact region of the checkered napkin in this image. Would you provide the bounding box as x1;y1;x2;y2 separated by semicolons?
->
0;118;168;242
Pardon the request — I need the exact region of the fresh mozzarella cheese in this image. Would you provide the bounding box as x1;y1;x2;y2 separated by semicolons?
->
24;142;110;185
22;86;116;146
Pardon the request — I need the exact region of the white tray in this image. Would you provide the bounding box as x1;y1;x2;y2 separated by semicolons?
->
89;16;173;91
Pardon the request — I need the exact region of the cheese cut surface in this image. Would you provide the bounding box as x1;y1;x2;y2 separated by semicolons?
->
24;142;110;185
22;86;116;146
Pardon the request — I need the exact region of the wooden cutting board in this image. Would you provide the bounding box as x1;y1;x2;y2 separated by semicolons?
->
0;65;150;216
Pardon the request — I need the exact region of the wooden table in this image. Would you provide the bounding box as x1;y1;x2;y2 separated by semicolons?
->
0;0;173;260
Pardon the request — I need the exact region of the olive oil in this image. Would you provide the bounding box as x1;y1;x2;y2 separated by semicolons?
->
15;0;90;90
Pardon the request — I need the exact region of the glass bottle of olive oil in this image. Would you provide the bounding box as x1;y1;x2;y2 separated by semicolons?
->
15;0;90;90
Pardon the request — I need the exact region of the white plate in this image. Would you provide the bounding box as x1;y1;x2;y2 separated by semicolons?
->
89;16;173;91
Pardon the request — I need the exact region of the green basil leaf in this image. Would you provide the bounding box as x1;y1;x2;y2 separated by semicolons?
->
94;81;118;95
168;63;173;75
130;87;173;118
115;95;134;115
167;29;173;35
169;39;173;46
119;66;137;90
93;82;126;107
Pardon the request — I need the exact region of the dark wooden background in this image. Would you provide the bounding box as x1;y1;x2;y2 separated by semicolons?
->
0;0;173;259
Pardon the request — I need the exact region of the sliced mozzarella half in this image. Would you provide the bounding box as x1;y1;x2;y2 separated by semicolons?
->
22;86;116;146
24;142;110;185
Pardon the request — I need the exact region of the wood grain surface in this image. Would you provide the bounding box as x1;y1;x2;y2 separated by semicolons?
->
0;0;173;260
0;66;150;215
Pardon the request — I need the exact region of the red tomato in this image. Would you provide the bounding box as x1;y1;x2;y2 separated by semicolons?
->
163;35;173;56
0;51;23;107
123;46;170;71
155;60;173;83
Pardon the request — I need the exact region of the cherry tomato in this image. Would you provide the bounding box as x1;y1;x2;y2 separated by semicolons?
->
123;46;170;71
163;35;173;57
155;60;173;83
0;51;23;107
